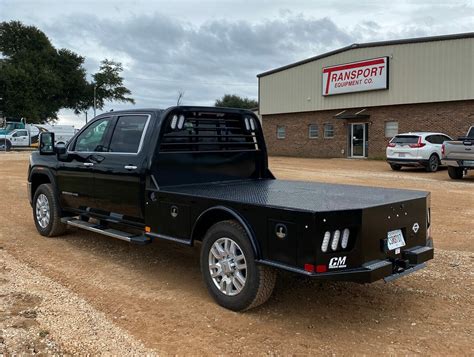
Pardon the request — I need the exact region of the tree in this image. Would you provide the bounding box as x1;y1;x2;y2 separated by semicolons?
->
76;59;135;115
215;94;258;109
0;21;134;123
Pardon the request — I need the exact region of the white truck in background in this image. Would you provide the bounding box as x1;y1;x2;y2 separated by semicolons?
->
0;124;76;151
442;126;474;179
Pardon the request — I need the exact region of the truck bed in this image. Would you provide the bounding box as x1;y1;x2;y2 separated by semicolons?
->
161;179;428;212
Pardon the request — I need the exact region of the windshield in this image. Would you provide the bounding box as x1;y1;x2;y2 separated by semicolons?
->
391;135;419;144
467;127;474;138
5;123;16;131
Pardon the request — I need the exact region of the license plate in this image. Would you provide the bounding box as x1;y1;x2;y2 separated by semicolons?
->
463;160;474;167
398;153;406;158
387;229;406;250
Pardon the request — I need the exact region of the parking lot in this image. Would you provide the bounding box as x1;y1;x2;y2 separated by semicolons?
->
0;152;473;355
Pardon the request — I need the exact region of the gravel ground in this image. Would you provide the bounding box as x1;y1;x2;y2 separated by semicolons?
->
0;249;154;355
0;152;473;355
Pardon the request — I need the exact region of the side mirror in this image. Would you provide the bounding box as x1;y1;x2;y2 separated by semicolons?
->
55;142;67;155
39;132;55;155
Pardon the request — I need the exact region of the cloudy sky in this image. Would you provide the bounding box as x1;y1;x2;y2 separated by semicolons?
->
1;0;472;127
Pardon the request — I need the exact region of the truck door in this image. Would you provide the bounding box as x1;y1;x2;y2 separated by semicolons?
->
11;130;29;146
56;117;114;212
92;114;151;220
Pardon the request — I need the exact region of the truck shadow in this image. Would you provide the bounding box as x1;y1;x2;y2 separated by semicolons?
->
59;229;422;328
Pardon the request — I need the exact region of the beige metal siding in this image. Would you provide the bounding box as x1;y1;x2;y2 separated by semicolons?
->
260;38;474;115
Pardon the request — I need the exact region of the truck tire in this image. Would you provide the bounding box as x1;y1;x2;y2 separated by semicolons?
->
200;220;276;311
0;139;11;151
33;184;67;237
426;154;440;172
448;166;463;179
390;164;402;171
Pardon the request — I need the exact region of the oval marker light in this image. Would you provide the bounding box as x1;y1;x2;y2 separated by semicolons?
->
170;115;178;129
177;115;185;129
249;118;256;131
341;228;350;249
321;231;331;252
331;230;340;251
244;117;250;131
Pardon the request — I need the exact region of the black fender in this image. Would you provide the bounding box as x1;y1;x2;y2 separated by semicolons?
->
191;206;261;259
29;166;59;200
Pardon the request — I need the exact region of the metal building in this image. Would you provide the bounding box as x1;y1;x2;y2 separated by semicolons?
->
257;33;474;158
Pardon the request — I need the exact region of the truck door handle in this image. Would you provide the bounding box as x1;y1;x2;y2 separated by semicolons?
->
83;162;94;167
124;165;137;170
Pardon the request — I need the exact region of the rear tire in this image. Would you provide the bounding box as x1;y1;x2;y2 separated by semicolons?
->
448;166;463;179
390;164;402;171
33;184;67;237
200;220;276;311
426;154;440;172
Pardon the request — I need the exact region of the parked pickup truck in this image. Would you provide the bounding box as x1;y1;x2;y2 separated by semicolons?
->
28;107;434;311
442;126;474;179
1;123;75;151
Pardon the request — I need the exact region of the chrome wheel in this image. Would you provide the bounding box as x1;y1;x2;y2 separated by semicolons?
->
35;194;50;228
208;237;247;296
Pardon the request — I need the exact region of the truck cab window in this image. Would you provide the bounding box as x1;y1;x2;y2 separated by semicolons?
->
109;115;149;153
13;130;27;137
74;118;112;152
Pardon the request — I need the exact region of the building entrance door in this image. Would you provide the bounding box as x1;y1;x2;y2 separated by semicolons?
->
350;123;367;158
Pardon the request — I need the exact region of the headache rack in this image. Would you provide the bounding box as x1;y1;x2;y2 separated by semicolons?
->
159;111;260;154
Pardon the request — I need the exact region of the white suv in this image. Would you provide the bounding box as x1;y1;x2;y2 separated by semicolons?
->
386;132;452;172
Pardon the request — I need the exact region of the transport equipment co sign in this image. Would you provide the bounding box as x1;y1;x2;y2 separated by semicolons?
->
322;57;388;96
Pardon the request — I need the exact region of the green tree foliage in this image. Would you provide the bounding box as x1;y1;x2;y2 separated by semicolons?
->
215;94;258;109
0;21;134;123
76;59;135;114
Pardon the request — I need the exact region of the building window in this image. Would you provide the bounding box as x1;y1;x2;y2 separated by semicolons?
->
324;123;334;138
308;124;318;139
277;126;286;139
385;121;399;138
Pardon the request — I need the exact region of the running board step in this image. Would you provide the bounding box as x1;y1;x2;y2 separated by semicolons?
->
61;218;151;245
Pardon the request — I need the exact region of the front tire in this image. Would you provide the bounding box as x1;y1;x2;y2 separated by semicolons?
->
200;220;276;311
448;166;464;179
33;184;67;237
426;154;440;172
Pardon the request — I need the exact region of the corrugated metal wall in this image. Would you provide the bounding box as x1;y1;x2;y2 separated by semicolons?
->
259;37;474;115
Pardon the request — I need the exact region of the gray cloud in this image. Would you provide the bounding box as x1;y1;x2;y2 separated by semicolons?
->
40;12;357;115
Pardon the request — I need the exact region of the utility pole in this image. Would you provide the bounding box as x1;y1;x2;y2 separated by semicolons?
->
93;85;97;118
93;83;104;118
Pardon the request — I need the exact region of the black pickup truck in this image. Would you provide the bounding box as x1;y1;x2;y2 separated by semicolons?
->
28;107;433;311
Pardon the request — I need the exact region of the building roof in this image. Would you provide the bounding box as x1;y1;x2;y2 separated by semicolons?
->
257;32;474;78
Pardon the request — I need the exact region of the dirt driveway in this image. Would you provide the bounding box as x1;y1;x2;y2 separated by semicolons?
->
1;153;473;355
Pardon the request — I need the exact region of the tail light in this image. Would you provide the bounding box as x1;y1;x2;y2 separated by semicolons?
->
441;144;445;157
409;137;426;148
322;229;353;252
387;142;396;148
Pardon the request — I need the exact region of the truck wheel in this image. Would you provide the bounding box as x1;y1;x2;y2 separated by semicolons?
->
448;166;463;179
426;154;439;172
0;139;11;151
33;184;67;237
390;164;402;171
200;220;276;311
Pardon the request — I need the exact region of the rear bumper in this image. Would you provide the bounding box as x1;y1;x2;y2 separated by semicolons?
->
442;159;474;168
387;158;428;166
258;240;434;283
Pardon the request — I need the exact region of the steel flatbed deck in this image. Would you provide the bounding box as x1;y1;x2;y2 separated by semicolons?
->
160;179;428;212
